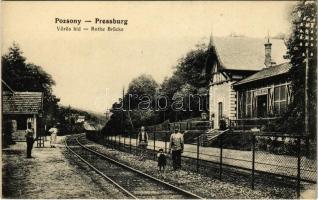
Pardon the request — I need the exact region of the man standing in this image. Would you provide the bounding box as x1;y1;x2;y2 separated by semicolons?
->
169;128;184;170
137;126;148;160
25;123;35;158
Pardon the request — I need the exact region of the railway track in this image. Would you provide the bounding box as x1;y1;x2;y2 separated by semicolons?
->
65;135;203;199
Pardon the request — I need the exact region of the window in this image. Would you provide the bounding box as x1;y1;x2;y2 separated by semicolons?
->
16;115;28;130
246;91;252;117
273;85;287;115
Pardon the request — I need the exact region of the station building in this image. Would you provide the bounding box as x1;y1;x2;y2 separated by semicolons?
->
205;35;290;129
2;90;43;141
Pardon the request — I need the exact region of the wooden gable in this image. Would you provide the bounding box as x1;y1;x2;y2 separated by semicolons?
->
211;62;231;85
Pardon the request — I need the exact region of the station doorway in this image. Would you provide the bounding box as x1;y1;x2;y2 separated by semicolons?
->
257;95;267;118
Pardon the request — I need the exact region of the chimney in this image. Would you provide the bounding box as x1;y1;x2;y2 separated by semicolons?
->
264;37;272;67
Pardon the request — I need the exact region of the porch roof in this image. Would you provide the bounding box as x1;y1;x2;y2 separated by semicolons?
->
2;91;43;114
233;62;291;86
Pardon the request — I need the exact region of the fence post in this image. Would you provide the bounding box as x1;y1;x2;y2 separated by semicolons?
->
118;134;120;149
115;134;117;149
113;135;115;149
219;134;223;180
136;133;138;155
154;132;156;159
197;134;200;173
129;133;132;153
114;135;116;149
251;134;255;190
165;131;168;153
242;120;245;131
297;136;301;198
124;134;126;151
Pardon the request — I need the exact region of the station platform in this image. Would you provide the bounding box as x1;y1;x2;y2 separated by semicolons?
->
2;136;125;199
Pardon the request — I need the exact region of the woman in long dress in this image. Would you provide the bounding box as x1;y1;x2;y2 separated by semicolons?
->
48;125;58;148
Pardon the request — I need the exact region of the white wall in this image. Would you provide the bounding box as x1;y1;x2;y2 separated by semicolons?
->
209;81;237;129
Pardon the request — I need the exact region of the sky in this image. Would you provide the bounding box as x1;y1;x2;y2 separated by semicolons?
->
2;1;295;114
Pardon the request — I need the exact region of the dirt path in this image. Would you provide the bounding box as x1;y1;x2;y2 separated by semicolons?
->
2;137;127;199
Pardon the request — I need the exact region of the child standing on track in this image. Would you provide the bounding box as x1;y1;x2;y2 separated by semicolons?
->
157;148;167;172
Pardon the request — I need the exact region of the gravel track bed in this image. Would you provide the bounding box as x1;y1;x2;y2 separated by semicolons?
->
68;136;199;199
62;146;129;199
79;135;297;199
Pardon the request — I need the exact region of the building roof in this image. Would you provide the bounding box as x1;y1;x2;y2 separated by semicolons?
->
210;36;288;70
234;62;291;86
2;91;43;114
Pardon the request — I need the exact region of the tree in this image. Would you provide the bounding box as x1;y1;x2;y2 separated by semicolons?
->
175;43;210;88
126;74;158;109
103;74;159;134
158;43;210;122
284;1;317;139
2;43;60;123
104;42;211;132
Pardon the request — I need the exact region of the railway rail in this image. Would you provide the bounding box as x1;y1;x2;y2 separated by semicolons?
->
65;135;203;199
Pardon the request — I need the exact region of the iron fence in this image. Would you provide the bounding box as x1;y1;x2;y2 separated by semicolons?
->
98;130;316;198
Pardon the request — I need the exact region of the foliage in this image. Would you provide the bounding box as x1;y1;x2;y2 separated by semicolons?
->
2;43;103;136
126;74;158;109
283;1;317;138
158;44;210;122
2;43;60;124
175;43;210;88
103;74;159;134
104;42;211;134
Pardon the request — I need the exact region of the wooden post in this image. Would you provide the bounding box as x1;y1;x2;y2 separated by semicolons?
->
197;135;200;173
154;132;156;159
124;135;126;149
129;133;132;153
219;134;223;180
165;131;168;153
119;134;121;150
136;133;138;155
33;114;37;138
252;134;255;190
297;137;301;198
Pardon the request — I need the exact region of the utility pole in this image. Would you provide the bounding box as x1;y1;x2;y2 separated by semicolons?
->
298;10;316;136
297;5;317;155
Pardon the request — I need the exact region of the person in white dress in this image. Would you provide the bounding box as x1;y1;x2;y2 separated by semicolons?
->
48;125;58;148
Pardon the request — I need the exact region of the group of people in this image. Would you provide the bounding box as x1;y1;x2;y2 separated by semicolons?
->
137;126;184;171
25;123;184;172
24;124;59;158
